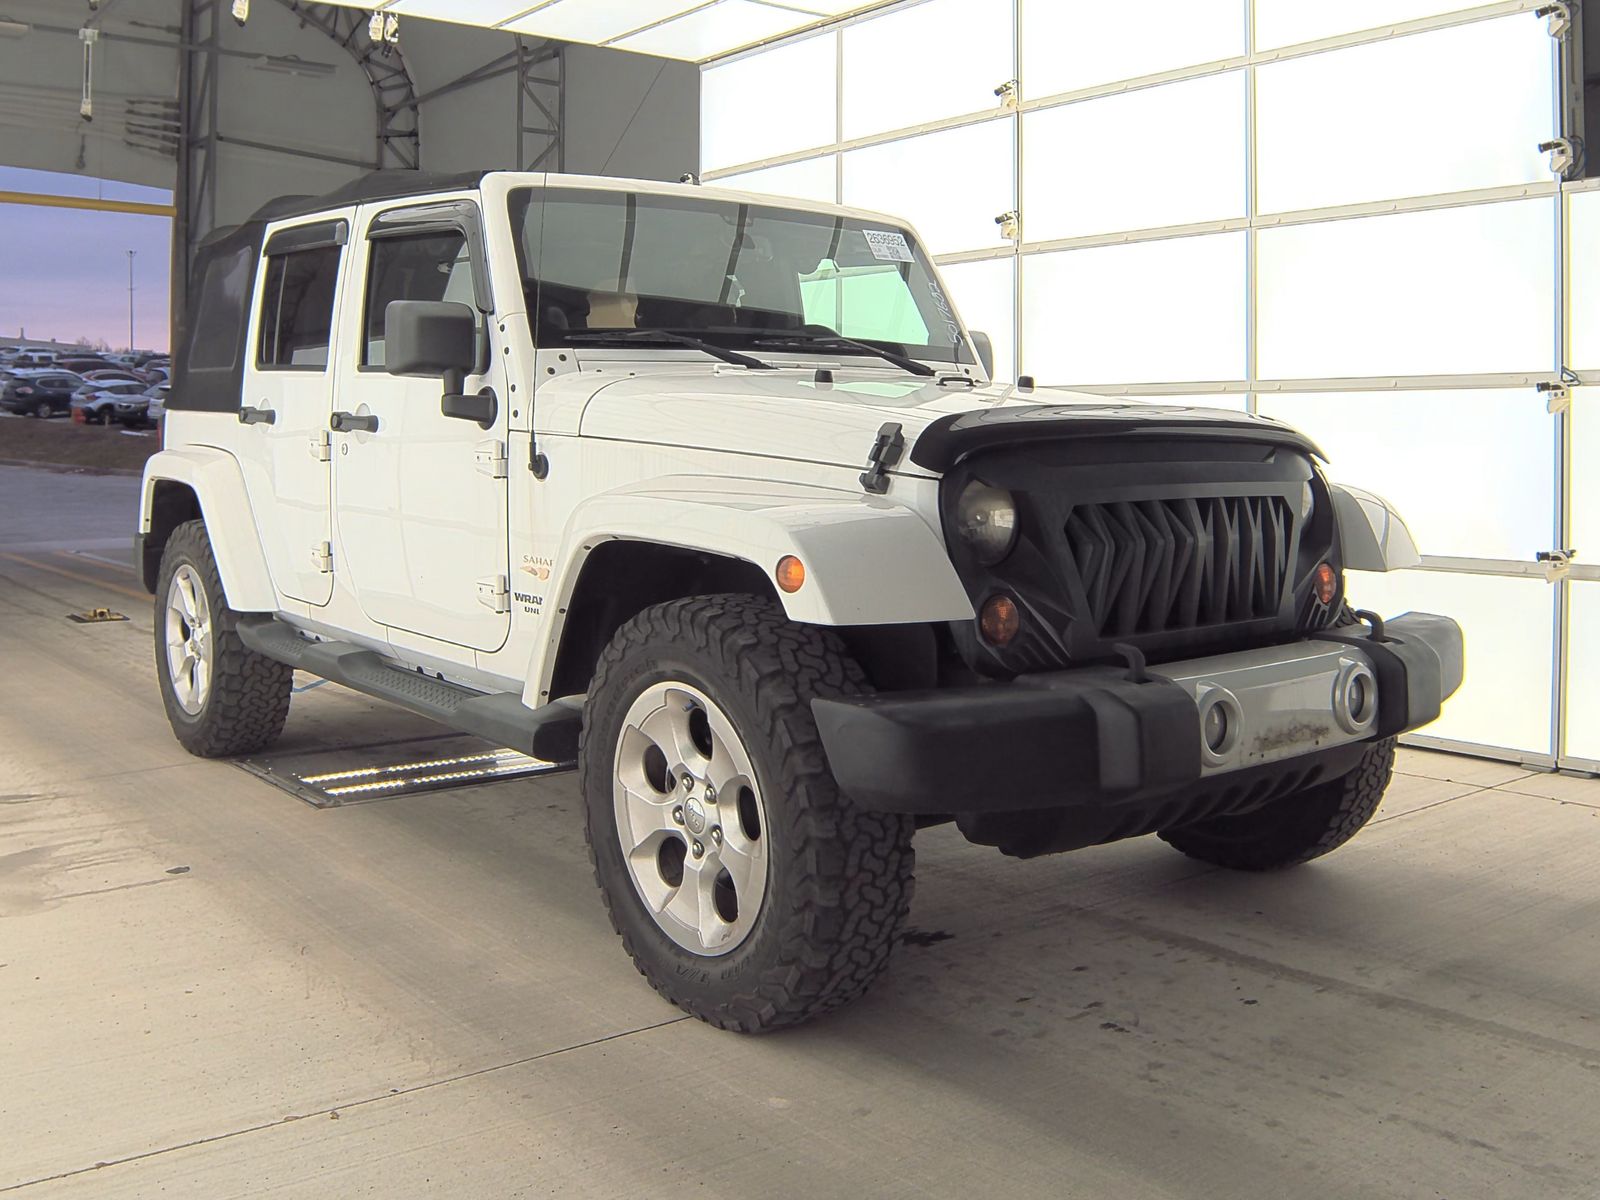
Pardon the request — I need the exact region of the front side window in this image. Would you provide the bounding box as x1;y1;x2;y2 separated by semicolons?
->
509;188;971;365
256;245;342;370
361;230;477;368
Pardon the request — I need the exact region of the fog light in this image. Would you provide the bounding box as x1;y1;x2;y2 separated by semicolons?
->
1203;702;1229;753
1314;562;1338;605
979;594;1020;645
775;555;806;593
1334;662;1378;732
1195;685;1243;765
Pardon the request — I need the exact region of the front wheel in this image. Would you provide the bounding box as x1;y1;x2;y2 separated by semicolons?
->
580;595;915;1033
1158;737;1397;870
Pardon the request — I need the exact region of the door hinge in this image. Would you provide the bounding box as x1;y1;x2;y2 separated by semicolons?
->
859;422;906;495
311;541;332;573
309;429;331;461
474;438;508;479
1537;548;1577;583
476;574;509;613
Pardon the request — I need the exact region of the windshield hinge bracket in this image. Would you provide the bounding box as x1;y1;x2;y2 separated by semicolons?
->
860;422;906;495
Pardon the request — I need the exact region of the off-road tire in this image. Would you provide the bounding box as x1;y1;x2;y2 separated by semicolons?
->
1158;737;1397;870
154;520;292;757
580;594;916;1033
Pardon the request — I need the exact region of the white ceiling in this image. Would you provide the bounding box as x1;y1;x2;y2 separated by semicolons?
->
319;0;893;62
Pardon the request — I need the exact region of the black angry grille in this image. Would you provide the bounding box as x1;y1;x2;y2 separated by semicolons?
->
1063;494;1294;638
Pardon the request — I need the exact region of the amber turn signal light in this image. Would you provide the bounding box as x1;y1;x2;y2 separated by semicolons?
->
979;594;1020;645
1313;562;1337;605
776;555;806;593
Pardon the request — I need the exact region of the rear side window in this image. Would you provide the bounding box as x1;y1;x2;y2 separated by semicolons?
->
257;246;342;370
188;245;253;372
362;230;476;367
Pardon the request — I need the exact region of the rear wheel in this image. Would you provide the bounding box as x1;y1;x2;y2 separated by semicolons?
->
154;520;292;757
1159;737;1397;870
581;595;916;1033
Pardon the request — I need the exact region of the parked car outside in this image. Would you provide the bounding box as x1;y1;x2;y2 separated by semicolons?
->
114;382;168;427
79;368;146;385
2;372;82;416
56;357;115;374
72;380;149;425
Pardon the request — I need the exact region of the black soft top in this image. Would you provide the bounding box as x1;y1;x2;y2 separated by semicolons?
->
172;170;491;413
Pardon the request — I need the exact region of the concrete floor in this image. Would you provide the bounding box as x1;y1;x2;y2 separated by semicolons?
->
2;463;1598;1199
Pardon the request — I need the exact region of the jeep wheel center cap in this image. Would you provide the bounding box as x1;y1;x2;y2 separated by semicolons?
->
683;796;708;836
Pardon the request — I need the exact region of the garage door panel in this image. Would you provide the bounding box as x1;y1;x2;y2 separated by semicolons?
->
1021;232;1245;385
1567;582;1600;762
842;121;1014;257
1258;199;1556;380
715;156;838;205
841;0;1013;141
701;33;837;172
1256;15;1554;214
1256;390;1555;563
1570;189;1600;373
1023;73;1245;242
1347;569;1553;756
1021;0;1243;96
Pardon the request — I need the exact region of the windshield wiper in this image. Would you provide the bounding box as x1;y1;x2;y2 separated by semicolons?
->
565;329;775;371
751;333;935;378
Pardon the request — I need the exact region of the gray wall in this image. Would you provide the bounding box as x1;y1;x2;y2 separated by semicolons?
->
562;45;699;182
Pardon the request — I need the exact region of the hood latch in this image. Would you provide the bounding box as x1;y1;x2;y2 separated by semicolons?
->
860;422;906;494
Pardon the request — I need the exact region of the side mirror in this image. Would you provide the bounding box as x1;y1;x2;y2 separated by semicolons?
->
384;299;497;429
969;330;995;379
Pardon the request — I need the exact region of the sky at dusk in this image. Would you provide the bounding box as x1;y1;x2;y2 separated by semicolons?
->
0;166;173;353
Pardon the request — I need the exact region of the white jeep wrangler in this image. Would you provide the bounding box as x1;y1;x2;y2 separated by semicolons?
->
140;170;1463;1033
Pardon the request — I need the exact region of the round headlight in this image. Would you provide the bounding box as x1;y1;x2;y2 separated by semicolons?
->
954;482;1018;565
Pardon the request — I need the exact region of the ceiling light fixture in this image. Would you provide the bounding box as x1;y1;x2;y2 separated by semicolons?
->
231;0;249;25
0;18;30;37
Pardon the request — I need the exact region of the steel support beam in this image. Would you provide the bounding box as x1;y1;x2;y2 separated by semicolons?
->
516;36;562;172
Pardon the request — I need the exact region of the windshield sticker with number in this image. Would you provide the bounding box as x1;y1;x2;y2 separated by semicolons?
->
863;229;915;263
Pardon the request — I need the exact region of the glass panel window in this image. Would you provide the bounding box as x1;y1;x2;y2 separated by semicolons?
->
1346;568;1553;754
1254;0;1477;51
1257;199;1555;379
937;257;1015;382
1256;16;1554;214
1574;389;1599;553
188;245;252;372
1021;232;1246;385
1568;582;1600;761
701;34;837;173
841;0;1014;141
842;120;1014;257
1023;72;1245;242
362;231;474;368
511;188;973;365
1022;0;1243;96
715;157;838;206
1570;189;1600;372
1257;390;1554;561
257;246;341;370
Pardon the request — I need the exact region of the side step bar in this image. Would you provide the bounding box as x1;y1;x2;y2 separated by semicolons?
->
237;616;582;763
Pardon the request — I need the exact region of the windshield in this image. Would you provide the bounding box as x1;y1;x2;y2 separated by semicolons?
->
508;187;972;367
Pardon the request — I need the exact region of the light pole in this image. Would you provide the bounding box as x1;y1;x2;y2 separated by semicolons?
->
126;249;136;352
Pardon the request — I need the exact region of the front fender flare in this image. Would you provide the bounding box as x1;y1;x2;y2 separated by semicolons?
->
555;478;974;627
1331;484;1421;572
140;447;277;611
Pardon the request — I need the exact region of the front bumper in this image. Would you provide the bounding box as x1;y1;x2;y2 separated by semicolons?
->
812;612;1463;814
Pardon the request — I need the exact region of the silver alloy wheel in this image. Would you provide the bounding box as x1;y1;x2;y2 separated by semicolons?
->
612;681;769;955
164;563;213;716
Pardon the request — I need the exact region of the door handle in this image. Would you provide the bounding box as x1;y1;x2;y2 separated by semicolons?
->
330;411;379;434
238;404;277;426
